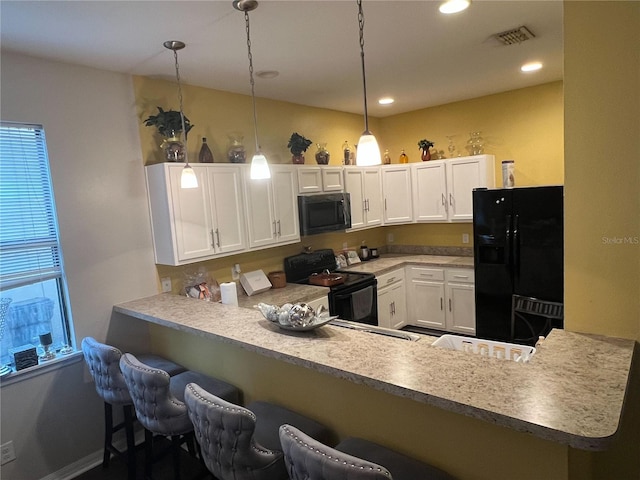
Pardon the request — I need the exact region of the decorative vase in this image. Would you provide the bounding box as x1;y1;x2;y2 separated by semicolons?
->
160;130;185;162
421;148;431;161
315;143;330;165
292;153;305;165
227;134;246;163
466;131;485;155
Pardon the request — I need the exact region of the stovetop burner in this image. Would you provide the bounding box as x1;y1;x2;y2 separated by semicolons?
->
283;249;374;290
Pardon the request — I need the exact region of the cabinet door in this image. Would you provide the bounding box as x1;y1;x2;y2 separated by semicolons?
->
208;166;246;254
446;283;476;335
322;167;344;192
446;156;494;221
271;166;300;244
413;162;448;222
344;168;365;229
168;165;217;262
297;167;322;194
382;166;413;224
244;176;277;249
377;287;393;329
409;279;446;330
362;168;383;227
389;282;407;329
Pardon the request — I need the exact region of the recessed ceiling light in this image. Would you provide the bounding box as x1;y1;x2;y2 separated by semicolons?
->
256;70;279;79
378;97;395;105
439;0;471;14
521;62;543;73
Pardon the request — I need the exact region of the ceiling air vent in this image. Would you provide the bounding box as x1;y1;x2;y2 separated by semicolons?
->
495;26;536;45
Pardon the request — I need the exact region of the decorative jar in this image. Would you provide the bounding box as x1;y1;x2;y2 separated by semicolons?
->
227;134;246;163
315;143;330;165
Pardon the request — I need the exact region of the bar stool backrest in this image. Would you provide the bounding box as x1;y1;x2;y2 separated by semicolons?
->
119;353;191;436
81;337;132;406
279;424;392;480
184;382;284;480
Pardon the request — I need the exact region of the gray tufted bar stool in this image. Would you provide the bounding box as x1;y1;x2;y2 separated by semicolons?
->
184;382;333;480
119;352;241;480
81;336;187;480
279;424;456;480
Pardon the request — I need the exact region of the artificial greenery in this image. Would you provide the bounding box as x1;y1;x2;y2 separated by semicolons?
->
144;107;194;138
418;139;434;150
287;132;313;155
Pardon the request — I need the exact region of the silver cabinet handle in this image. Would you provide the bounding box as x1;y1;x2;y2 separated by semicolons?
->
384;198;387;211
215;228;221;247
277;220;281;237
449;298;452;311
440;298;443;310
441;193;446;206
210;229;216;248
273;221;277;236
449;193;454;206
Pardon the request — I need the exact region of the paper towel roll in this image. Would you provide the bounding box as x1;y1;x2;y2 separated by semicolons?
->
220;282;239;306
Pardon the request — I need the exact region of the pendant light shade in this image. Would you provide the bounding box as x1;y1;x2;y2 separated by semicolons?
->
355;0;381;167
234;0;271;180
357;131;381;167
180;165;198;188
164;40;198;189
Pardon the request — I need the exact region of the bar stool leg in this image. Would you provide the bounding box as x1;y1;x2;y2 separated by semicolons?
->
123;405;136;480
144;429;154;480
171;435;182;480
103;402;113;468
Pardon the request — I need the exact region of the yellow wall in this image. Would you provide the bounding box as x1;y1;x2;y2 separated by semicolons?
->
563;1;640;342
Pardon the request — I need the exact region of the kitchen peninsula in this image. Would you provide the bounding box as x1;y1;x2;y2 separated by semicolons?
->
114;257;636;479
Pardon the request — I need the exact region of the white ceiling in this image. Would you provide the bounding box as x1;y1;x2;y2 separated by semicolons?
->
0;0;563;117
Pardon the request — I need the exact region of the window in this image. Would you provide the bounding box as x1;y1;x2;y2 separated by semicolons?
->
0;122;75;375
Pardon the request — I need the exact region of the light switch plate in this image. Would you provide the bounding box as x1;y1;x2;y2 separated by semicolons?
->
462;233;470;244
161;277;172;293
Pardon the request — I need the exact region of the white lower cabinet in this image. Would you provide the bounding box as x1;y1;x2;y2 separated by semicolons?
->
407;266;475;334
376;269;406;329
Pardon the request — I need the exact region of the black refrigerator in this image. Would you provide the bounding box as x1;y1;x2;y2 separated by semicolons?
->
473;186;564;344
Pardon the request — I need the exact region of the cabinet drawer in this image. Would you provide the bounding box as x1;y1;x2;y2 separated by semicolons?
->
408;267;444;281
445;268;474;284
376;269;405;289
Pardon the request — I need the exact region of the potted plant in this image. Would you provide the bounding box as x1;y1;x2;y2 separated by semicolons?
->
287;132;313;164
144;107;195;162
418;139;435;161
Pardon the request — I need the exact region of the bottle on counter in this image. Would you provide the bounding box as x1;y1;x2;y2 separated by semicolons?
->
399;148;409;164
198;137;214;163
383;149;391;165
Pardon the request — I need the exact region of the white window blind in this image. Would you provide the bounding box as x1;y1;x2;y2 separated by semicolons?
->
0;122;63;290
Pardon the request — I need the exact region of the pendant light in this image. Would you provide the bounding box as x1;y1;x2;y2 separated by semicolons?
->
164;40;198;189
233;0;271;180
355;0;381;167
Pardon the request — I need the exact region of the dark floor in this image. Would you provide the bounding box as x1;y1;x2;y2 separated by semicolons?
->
73;441;210;480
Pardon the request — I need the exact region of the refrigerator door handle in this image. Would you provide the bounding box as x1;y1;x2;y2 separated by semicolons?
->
513;214;520;276
505;214;512;267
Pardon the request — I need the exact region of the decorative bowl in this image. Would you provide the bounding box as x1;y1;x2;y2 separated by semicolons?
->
255;302;337;331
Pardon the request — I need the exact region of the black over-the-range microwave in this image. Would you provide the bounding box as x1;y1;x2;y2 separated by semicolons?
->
298;192;351;236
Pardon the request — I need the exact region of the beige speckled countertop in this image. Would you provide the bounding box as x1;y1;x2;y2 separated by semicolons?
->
115;288;635;451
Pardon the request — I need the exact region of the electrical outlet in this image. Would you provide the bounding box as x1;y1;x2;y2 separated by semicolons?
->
161;277;172;293
232;264;241;281
1;441;15;465
387;233;394;243
462;233;470;244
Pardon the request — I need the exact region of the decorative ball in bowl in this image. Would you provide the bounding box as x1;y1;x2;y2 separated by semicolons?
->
255;302;337;331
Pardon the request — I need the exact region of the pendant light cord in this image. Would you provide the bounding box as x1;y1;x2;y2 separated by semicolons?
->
358;0;370;133
245;11;261;152
171;48;189;164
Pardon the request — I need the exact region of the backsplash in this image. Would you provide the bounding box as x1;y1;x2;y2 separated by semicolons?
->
386;245;473;257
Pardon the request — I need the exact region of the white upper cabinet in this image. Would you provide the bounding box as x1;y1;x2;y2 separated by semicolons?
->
244;164;300;249
344;166;382;230
145;163;246;266
297;166;344;194
381;165;413;224
412;154;495;222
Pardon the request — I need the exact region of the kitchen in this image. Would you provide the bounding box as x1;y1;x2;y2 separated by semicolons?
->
0;2;638;480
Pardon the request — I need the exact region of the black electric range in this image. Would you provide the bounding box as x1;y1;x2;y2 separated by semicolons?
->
283;249;377;325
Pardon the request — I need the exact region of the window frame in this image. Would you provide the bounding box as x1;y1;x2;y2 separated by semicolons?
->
0;121;76;380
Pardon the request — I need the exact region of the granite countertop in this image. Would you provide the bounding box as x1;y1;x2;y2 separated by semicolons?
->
114;292;635;452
